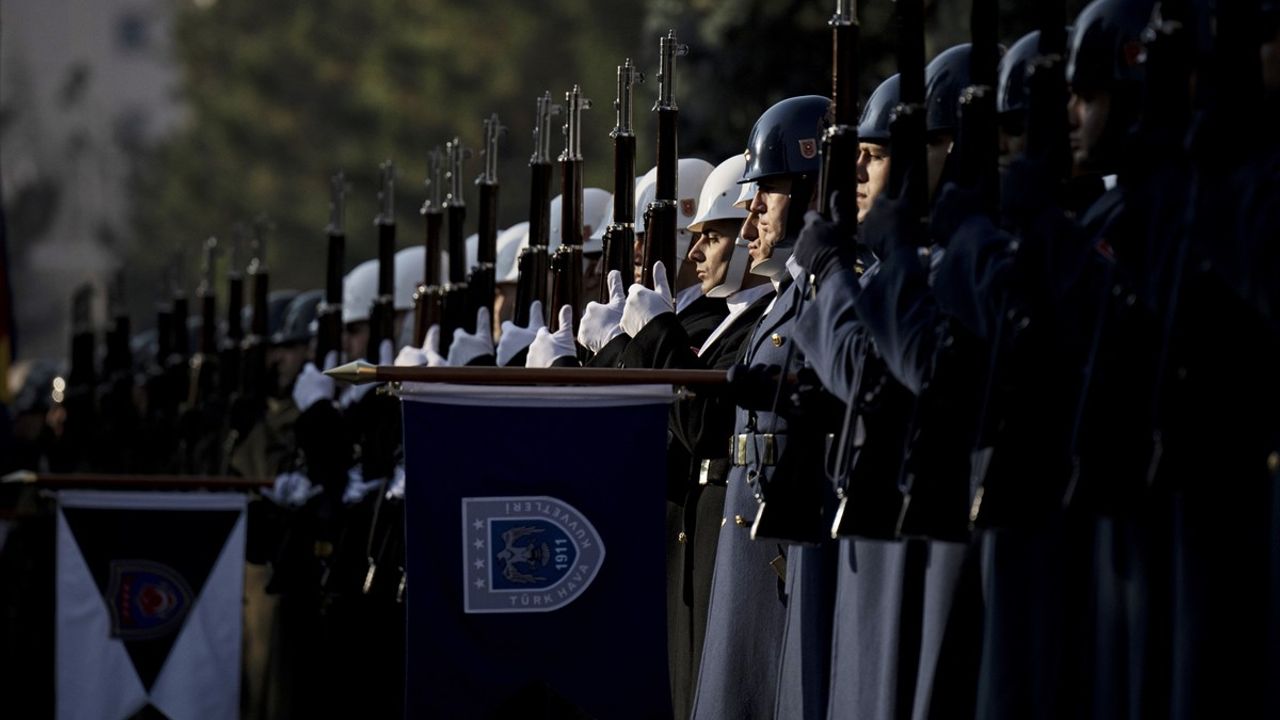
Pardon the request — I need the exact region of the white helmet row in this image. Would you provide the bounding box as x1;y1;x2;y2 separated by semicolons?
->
342;259;378;324
688;154;749;233
548;187;612;254
633;158;716;239
496;222;529;284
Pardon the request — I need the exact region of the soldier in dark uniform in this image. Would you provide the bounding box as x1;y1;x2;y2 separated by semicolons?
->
689;95;832;720
791;47;984;719
601;153;774;718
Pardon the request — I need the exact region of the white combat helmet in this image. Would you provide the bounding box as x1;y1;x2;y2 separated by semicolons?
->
688;154;749;234
496;222;529;284
342;259;378;324
394;246;423;312
633;158;716;241
580;189;615;254
549;188;612;253
586;176;646;250
691;155;754;299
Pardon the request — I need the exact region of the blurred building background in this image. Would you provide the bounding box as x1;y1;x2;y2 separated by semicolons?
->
1;0;1078;387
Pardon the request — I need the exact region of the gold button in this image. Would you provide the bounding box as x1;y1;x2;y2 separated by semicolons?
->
771;333;783;347
677;531;688;544
734;514;749;527
313;541;334;558
1268;452;1280;474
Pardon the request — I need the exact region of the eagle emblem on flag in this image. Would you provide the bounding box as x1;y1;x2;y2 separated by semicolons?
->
462;496;606;613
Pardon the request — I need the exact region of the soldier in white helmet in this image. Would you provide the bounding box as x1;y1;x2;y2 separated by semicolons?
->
590;154;776;715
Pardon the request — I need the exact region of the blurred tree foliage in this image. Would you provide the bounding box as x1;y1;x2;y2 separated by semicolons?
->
130;0;1080;322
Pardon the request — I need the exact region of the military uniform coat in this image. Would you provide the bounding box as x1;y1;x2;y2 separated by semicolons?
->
692;280;837;720
619;287;774;719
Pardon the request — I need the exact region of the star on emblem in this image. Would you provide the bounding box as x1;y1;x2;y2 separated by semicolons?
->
474;559;485;569
473;520;484;530
473;539;485;549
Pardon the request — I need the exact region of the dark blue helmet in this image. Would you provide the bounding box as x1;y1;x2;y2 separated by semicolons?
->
272;289;323;346
858;75;900;145
925;44;973;135
741;95;830;183
1066;0;1154;96
998;31;1040;118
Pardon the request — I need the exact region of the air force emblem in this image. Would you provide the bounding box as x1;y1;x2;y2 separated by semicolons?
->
107;560;194;640
798;138;818;159
462;496;606;613
680;198;697;217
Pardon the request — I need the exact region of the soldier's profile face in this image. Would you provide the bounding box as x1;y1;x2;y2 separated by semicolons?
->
746;177;792;267
856;143;891;223
688;219;739;293
1068;89;1111;172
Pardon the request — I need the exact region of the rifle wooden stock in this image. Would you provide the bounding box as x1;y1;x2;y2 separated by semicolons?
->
171;295;190;360
412;284;443;349
549;246;582;333
199;294;217;355
642;108;679;290
474;181;499;318
513;246;547;327
446;205;467;283
601;134;637;301
226;274;244;343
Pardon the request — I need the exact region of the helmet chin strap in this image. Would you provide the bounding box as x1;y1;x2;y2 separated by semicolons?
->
707;236;753;298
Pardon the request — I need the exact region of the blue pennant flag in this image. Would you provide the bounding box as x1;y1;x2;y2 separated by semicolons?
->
400;383;674;719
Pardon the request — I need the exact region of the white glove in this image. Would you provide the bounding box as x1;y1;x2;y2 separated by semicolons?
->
385;463;406;500
577;270;626;352
339;339;393;409
292;351;337;412
264;472;322;507
496;300;545;366
526;305;577;368
621;260;675;337
447;307;496;366
342;466;384;505
395;326;447;367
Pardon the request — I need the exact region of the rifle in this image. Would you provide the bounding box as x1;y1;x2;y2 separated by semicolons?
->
183;237;222;473
956;0;1000;210
97;271;139;472
600;59;642;302
190;237;221;407
367;161;398;362
315;172;347;367
440;140;471;344
413;149;446;349
219;226;246;400
51;284;98;472
550;85;590;334
640;30;687;291
102;270;132;378
472;114;504;322
517;93;559;326
244;217;272;398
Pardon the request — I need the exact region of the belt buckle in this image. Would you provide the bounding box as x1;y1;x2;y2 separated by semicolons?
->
759;433;776;466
